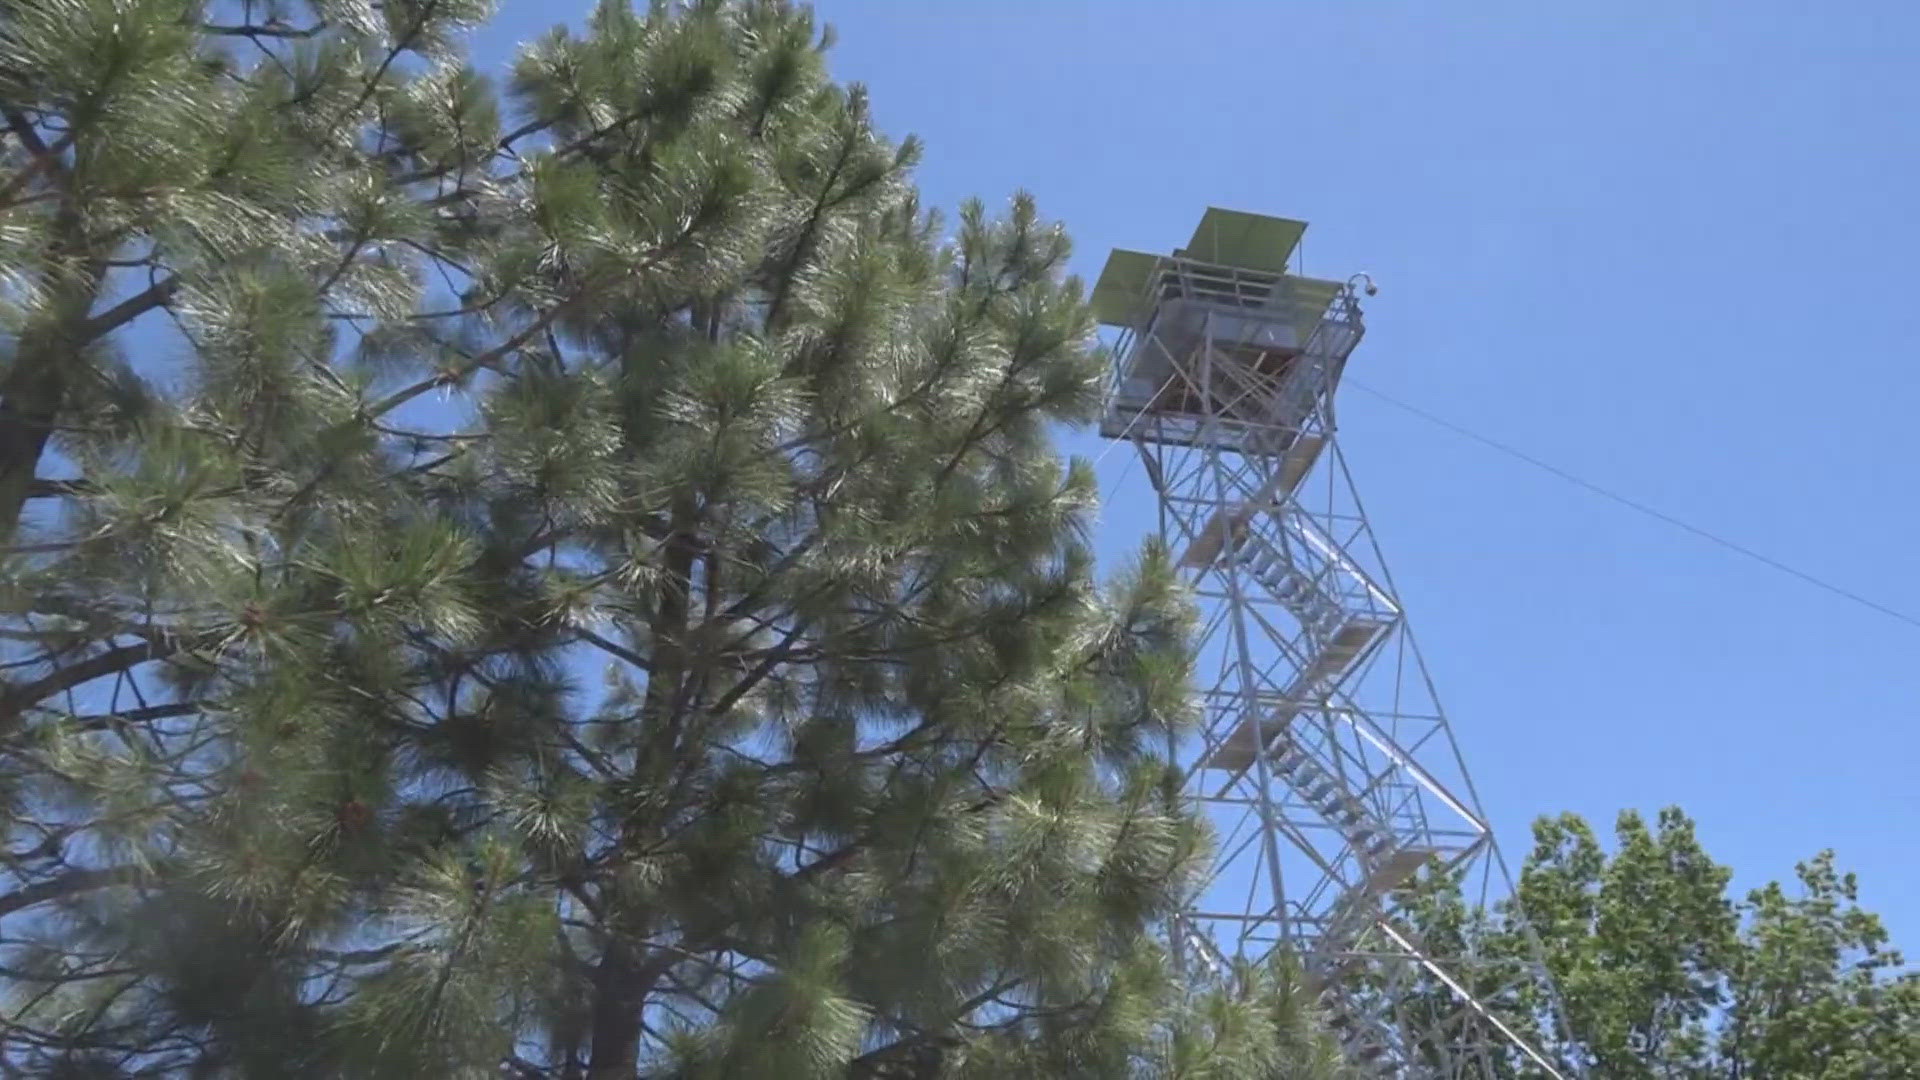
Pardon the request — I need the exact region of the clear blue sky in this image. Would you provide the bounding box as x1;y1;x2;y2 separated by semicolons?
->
474;2;1920;945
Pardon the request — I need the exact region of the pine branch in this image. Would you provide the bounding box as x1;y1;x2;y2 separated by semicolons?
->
0;108;53;158
761;127;857;331
700;617;811;719
572;627;652;672
362;290;577;419
547;111;653;163
0;865;142;919
0;107;65;202
0;629;223;734
366;196;728;423
201;21;330;39
498;118;553;154
24;477;93;499
327;0;442;142
844;1017;983;1077
81;276;180;339
0;130;73;208
58;701;203;732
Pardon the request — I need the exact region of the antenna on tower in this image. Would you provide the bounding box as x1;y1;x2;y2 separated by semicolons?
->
1093;209;1575;1077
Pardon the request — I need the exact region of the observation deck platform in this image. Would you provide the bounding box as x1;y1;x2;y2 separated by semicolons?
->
1092;209;1362;454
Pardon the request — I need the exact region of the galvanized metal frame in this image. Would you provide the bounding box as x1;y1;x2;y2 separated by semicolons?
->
1097;234;1576;1077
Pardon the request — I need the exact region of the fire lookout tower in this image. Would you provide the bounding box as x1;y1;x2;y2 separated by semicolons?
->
1094;209;1573;1077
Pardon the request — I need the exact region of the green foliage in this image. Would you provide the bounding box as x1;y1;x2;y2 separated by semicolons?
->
1723;851;1920;1078
0;2;1344;1076
1396;808;1920;1079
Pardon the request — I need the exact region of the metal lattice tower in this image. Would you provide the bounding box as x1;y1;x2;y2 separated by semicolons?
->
1093;210;1573;1077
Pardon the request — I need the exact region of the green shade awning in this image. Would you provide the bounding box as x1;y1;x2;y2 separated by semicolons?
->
1178;208;1306;275
1090;210;1333;328
1090;248;1162;326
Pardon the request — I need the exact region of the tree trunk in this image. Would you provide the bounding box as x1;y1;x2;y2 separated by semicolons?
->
0;208;104;546
585;524;698;1077
585;937;648;1080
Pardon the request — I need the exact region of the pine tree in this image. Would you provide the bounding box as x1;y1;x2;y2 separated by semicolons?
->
0;1;1352;1075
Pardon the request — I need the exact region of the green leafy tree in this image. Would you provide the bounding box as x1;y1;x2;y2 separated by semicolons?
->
0;1;1351;1076
1722;850;1920;1078
1396;808;1920;1079
1507;809;1742;1077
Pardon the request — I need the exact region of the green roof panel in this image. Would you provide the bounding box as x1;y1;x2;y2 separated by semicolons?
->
1089;248;1162;326
1091;212;1331;327
1178;208;1306;274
